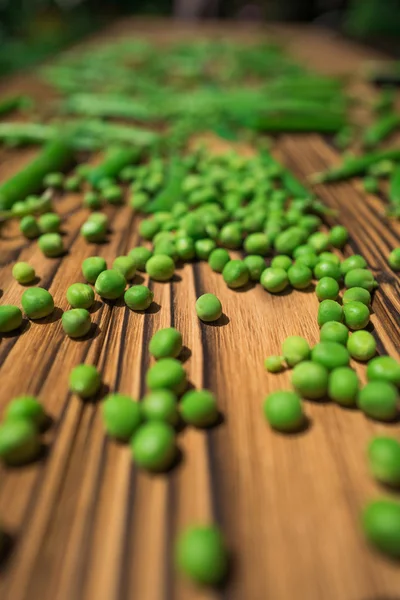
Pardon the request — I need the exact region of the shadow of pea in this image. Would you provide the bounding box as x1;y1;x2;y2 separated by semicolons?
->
0;319;31;338
0;531;14;571
32;306;63;325
69;322;101;343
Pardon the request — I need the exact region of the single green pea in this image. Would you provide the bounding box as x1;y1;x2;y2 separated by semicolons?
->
315;277;339;301
12;262;36;285
62;308;91;338
95;269;126;300
311;341;350;370
293;245;314;259
340;255;367;275
271;255;292;271
175;525;228;586
142;390;179;426
66;283;94;309
195;238;216;261
82;256;107;283
149;328;183;360
97;177;116;190
139;219;160;240
20;215;40;239
344;268;378;291
342;287;371;307
102;394;142;441
129;246;152;271
328;367;359;406
274;227;307;256
358;381;398;421
102;185;123;205
69;364;101;399
329;225;348;249
317;299;343;327
180;389;219;427
263;390;304;432
80;220;107;243
44;172;64;188
347;331;376;361
363;499;400;558
308;231;330;254
12;200;30;218
292;361;329;399
112;256;136;281
21;287;54;319
124;285;153;311
83;191;102;210
87;212;108;229
130;191;149;210
176;237;196;261
38;232;64;258
314;261;342;281
219;222;242;249
154;240;178;262
5;396;46;428
367;356;400;387
146;254;175;282
64;175;81;192
146;358;187;395
368;436;400;488
222;260;249;289
295;253;319;270
287;263;312;289
244;232;270;256
208;248;230;273
243;255;265;281
131;421;177;471
195;293;223;322
318;252;341;265
282;336;310;367
343;301;370;330
264;355;285;373
320;321;349;345
38;212;61;234
0;305;23;333
388;248;400;271
299;214;321;233
0;419;41;466
260;267;289;293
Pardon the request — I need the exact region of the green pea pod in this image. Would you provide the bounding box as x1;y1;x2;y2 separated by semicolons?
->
311;148;400;184
0;122;56;146
145;156;187;214
62;94;158;122
389;165;400;207
363;113;400;148
87;147;142;188
253;110;345;133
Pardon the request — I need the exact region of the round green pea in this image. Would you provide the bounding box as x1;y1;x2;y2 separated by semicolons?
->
102;394;142;441
219;222;242;249
12;262;36;285
180;389;219;427
343;301;370;330
368;436;400;488
176;237;196;261
340;255;367;275
320;321;349;345
154;240;178;262
363;500;400;558
146;254;175;282
64;175;81;192
175;525;228;586
358;381;398;421
195;239;216;261
329;225;348;248
318;252;341;265
315;277;339;301
311;341;350;370
263;390;304;432
241;256;263;282
347;331;376;361
244;232;270;256
146;358;187;395
274;227;306;256
287;263;312;289
342;287;371;307
102;185;123;205
38;233;64;258
21;287;54;319
0;419;41;466
20;215;40;239
38;212;61;234
317;300;343;327
296;253;319;270
264;355;285;373
0;305;23;332
5;395;46;428
142;390;179;426
82;256;107;284
62;308;91;338
328;367;359;406
271;255;292;271
367;356;400;387
222;260;249;289
131;421;177;471
314;261;342;281
282;336;310;367
112;256;136;281
95;269;126;300
69;364;101;399
388;248;400;271
44;172;63;188
129;246;153;271
344;268;377;291
139;218;160;240
308;231;330;254
293;245;314;259
124;285;153;311
87;212;108;229
260;267;289;293
149;327;183;360
195;293;222;322
83;191;102;210
292;361;329;399
66;283;94;309
80;220;107;243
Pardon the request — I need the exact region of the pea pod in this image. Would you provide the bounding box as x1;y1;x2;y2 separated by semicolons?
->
389;165;400;209
0;122;56;146
87;147;142;188
145;156;187;214
253;110;345;133
311;148;400;183
63;94;158;122
363;113;400;148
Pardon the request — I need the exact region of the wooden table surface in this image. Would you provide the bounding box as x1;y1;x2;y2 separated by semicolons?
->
0;19;400;600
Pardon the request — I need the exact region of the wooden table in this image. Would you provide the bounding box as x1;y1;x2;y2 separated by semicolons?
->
0;19;399;600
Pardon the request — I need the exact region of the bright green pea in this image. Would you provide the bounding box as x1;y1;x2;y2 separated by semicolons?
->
340;255;367;275
282;336;310;367
154;240;178;262
83;191;102;210
347;331;376;361
146;254;175;282
314;261;342;281
292;361;329;399
317;300;343;327
44;172;63;188
328;367;359;406
102;185;123;205
295;253;319;270
287;263;312;289
367;356;400;387
388;248;400;271
180;389;218;427
139;219;160;240
260;267;289;293
243;255;265;281
124;285;153;311
150;328;183;360
343;301;370;330
69;364;101;399
87;212;108;229
142;390;179;426
318;252;340;266
329;225;348;248
222;260;249;289
176;237;196;261
64;175;81;192
12;262;36;285
195;293;222;322
95;270;126;300
38;232;64;258
244;232;270;256
342;287;371;307
320;321;349;345
363;500;400;558
130;191;149;210
102;394;142;441
21;287;54;319
368;436;400;488
0;420;41;466
5;395;46;428
175;525;228;586
311;341;350;370
293;245;314;259
62;308;91;338
82;256;107;283
131;421;177;471
358;381;398;421
208;249;230;273
66;283;94;309
38;212;61;234
146;358;187;395
264;356;285;373
308;231;330;254
315;277;339;301
271;255;292;271
345;268;378;291
363;176;379;194
80;220;107;243
195;238;216;260
219;222;242;249
129;246;153;271
20;216;40;239
274;227;306;256
112;256;136;281
0;305;23;332
263;390;304;432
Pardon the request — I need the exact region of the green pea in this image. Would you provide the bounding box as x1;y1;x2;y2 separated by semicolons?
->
195;293;223;322
0;420;41;466
315;277;339;301
139;219;159;240
340;255;367;275
44;172;64;188
308;231;330;254
95;269;126;300
0;305;23;333
314;261;342;281
342;287;371;307
263;390;304;432
82;256;107;283
343;301;370;330
146;358;187;395
299;215;321;233
264;355;285;373
12;262;36;285
195;238;216;261
175;525;228;586
176;237;196;261
347;331;376;361
112;256;136;281
293;245;314;259
274;227;306;256
388;248;400;271
83;191;102;210
149;328;183;360
367;356;400;387
292;361;329;399
102;394;142;441
295;253;319;270
244;232;270;256
358;381;398;421
38;212;61;234
131;421;177;471
222;260;249;289
243;255;265;281
80;220;107;243
320;321;349;345
317;299;343;327
20;215;40;239
130;191;149;210
146;254;175;282
344;268;378;291
87;212;108;229
260;267;289;293
124;285;153;311
142;390;179;426
98;177;116;190
282;336;310;367
207;249;228;274
102;185;124;205
287;263;312;289
328;367;359;406
329;225;348;248
363;499;400;558
21;287;54;319
62;308;91;338
180;389;218;427
66;283;94;309
154;240;178;262
128;246;152;271
5;395;46;428
38;232;64;258
368;436;400;488
311;341;350;370
270;255;292;271
219;222;242;249
318;252;340;265
64;175;81;192
69;364;101;399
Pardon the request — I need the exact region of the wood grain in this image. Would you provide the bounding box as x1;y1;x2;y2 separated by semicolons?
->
0;20;400;600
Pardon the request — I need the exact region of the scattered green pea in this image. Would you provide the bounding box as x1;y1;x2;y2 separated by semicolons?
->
129;246;153;271
150;328;183;360
363;499;400;558
340;255;367;275
282;336;310;367
83;191;102;210
175;525;228;586
66;283;94;309
64;175;81;192
180;389;219;427
87;212;108;229
12;262;36;285
363;176;379;194
62;308;91;338
219;222;242;249
260;267;289;293
139;218;160;240
124;285;153;311
131;421;177;471
358;381;398;421
388;248;400;271
264;355;285;373
95;269;126;300
21;287;54;319
311;341;350;370
314;261;342;281
244;232;270;256
243;255;265;281
0;305;23;333
320;321;349;345
146;254;175;282
0;420;41;466
69;364;101;399
176;237;196;261
287;263;312;290
308;231;330;254
368;436;400;488
112;256;136;281
263;390;304;432
315;277;339;301
317;299;343;327
195;293;222;322
5;396;46;428
38;232;64;257
329;225;348;248
146;358;187;395
347;331;376;361
102;394;142;441
270;255;292;271
318;252;340;265
80;220;107;243
328;367;359;406
292;361;329;399
295;253;319;270
38;212;61;234
344;268;378;291
343;301;370;330
342;287;371;307
367;356;400;387
20;215;40;239
81;256;107;283
142;390;179;426
44;172;64;188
